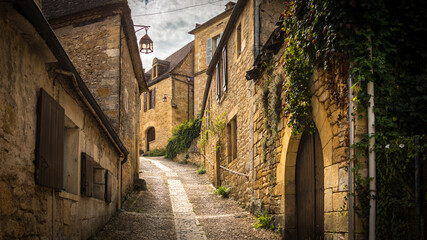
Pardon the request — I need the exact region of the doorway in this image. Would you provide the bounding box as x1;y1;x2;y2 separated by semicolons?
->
296;130;324;239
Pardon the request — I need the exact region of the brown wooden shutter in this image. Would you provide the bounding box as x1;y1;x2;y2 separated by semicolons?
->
216;62;221;102
104;170;112;203
81;152;94;197
143;92;147;112
222;47;228;92
35;88;65;190
206;38;212;65
153;87;156;108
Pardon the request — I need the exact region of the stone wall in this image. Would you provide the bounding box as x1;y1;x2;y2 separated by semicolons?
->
53;15;122;130
0;5;120;239
53;14;141;198
140;78;173;152
119;26;141;196
201;0;256;207
192;11;231;117
251;37;354;239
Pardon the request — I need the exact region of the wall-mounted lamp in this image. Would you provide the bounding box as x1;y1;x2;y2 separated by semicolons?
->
162;94;177;108
135;25;153;54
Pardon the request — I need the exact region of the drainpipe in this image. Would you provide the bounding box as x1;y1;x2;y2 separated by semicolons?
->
348;66;355;240
367;36;376;240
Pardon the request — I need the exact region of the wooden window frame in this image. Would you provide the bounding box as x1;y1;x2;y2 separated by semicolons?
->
236;23;242;56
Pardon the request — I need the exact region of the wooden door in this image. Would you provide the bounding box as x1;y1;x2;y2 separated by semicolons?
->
296;131;324;240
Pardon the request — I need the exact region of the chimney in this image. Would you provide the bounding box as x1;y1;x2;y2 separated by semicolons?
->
225;1;236;11
195;23;201;28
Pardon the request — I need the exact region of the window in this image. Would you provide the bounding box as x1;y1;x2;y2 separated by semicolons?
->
63;116;79;195
206;33;223;66
216;47;228;102
237;23;242;56
227;117;237;163
152;63;158;79
143;92;147;112
80;152;111;202
148;87;156;109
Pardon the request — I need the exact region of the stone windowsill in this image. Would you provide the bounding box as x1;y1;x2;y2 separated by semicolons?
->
58;190;80;202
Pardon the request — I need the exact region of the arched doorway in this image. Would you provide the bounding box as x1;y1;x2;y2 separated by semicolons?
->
296;130;324;239
146;127;155;152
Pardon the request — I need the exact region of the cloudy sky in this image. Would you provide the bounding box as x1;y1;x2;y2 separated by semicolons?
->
128;0;231;71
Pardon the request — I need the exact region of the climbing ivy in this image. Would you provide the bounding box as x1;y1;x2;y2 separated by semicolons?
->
281;0;427;238
165;118;201;159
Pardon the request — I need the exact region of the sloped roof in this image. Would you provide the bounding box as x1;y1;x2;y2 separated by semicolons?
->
42;0;125;20
146;41;194;86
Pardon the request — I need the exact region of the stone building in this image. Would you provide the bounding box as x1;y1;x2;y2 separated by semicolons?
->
198;0;363;239
140;42;194;153
41;0;147;198
189;2;234;117
0;0;136;238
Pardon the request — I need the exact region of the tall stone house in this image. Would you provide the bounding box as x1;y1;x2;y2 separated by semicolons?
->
41;0;146;197
195;0;363;239
189;2;234;117
0;0;146;238
140;42;194;153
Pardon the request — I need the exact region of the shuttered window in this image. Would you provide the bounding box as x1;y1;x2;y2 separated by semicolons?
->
149;88;156;109
216;62;221;103
81;152;94;197
143;92;147;112
222;47;228;92
35;88;65;190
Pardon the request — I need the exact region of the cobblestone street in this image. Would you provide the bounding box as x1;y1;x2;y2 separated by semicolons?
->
96;157;281;240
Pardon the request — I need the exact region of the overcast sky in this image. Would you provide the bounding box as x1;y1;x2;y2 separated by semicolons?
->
128;0;230;72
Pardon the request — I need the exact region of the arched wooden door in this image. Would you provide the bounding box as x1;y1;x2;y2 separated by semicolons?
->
146;127;155;152
296;131;324;240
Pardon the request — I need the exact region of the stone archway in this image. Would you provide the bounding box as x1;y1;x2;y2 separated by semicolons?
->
280;95;334;239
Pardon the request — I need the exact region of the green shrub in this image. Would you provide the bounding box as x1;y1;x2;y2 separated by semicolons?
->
253;211;275;230
196;165;206;175
165;118;201;159
147;148;166;156
215;186;230;198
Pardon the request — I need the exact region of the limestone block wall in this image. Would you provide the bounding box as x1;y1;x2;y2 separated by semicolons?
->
119;27;141;196
252;45;354;238
53;15;122;130
140;79;173;152
172;76;194;125
0;6;120;239
192;12;231;117
202;0;255;207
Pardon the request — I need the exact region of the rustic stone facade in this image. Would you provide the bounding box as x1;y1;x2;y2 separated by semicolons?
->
190;7;232;117
140;42;194;153
44;2;144;198
0;3;123;239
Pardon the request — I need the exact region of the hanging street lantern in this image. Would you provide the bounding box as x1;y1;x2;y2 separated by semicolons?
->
135;25;153;54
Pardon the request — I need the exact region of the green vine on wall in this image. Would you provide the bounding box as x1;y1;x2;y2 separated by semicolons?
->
165;118;201;159
281;0;427;238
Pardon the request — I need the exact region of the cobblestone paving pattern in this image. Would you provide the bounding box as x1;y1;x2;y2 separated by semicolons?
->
96;156;281;240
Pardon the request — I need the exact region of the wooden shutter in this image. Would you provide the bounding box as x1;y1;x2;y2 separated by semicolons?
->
81;152;94;197
153;87;156;108
222;47;228;92
104;170;112;203
206;38;212;65
143;92;147;112
35;88;65;190
216;62;221;103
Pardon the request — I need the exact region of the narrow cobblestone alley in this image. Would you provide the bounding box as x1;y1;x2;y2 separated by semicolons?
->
96;157;281;240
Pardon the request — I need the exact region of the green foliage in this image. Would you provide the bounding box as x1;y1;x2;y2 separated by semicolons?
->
146;148;166;157
282;0;427;238
165;118;201;159
196;165;206;175
214;186;230;198
199;111;227;152
253;211;275;230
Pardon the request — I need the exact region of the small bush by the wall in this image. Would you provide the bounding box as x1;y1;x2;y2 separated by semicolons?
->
215;186;230;198
165;118;201;159
253;211;275;230
197;165;206;174
146;148;166;156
